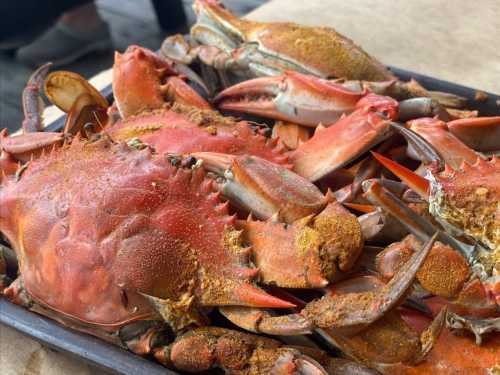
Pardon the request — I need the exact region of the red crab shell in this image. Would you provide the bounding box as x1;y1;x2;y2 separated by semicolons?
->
106;104;290;167
0;137;288;332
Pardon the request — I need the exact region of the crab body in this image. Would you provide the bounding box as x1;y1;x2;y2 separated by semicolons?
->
106;106;290;168
1;138;298;331
1;133;439;374
188;0;395;82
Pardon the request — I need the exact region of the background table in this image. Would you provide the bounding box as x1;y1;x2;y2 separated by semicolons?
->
247;0;500;94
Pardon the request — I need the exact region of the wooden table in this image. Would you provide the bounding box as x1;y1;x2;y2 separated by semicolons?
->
2;1;500;374
247;0;500;94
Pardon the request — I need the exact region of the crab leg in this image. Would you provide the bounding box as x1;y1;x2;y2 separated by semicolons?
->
362;179;478;259
302;233;437;333
22;63;52;133
218;236;440;369
219;306;313;336
219;233;438;339
214;71;366;126
397;97;450;121
446;311;500;345
315;276;446;370
1;132;66;163
122;323;331;374
1;64;65;167
153;327;329;374
340;78;467;109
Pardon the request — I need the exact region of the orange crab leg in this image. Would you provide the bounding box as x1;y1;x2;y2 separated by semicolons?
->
1;132;66;163
371;151;430;200
215;71;366;127
1;64;68;166
22;63;52;133
362;179;479;265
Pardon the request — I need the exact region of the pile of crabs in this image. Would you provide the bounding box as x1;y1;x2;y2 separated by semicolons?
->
1;1;499;374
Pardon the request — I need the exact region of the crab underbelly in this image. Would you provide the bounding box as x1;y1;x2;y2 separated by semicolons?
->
429;179;500;288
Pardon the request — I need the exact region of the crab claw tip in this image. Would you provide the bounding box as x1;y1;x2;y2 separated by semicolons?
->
343;202;376;213
371;151;430;200
235;283;296;309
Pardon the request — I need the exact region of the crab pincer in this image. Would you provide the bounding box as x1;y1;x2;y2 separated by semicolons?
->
214;71;366;126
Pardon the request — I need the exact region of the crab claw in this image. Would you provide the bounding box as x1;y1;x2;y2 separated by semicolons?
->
192;152;326;223
193;152;363;287
214;71;366;127
302;232;438;334
405;118;478;169
291;100;396;181
447;116;500;152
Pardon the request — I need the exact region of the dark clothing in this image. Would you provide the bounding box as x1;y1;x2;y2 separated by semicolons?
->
0;0;91;43
0;0;186;46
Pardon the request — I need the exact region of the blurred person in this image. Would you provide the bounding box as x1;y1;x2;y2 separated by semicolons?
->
0;0;186;67
16;1;112;67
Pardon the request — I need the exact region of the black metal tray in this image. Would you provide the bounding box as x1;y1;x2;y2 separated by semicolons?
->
1;68;499;375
